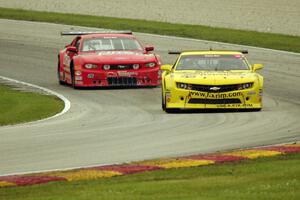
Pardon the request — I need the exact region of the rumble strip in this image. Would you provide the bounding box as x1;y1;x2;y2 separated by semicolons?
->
0;142;299;188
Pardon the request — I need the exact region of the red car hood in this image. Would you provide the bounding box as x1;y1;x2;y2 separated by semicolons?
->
77;51;156;64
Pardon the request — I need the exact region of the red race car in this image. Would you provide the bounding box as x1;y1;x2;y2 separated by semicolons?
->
58;31;161;88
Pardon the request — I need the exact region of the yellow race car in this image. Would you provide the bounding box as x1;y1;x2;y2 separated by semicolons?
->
161;50;263;112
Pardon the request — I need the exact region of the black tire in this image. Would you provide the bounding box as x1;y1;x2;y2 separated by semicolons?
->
162;91;179;113
251;108;262;112
71;67;76;88
57;61;66;85
70;64;80;89
165;108;179;113
162;92;166;111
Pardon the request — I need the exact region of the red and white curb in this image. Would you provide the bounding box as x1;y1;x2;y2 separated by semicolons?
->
0;142;299;188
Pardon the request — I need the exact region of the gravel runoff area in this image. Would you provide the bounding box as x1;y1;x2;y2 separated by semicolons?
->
0;0;299;36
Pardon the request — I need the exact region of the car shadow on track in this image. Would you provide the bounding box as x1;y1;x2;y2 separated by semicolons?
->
166;109;261;114
66;85;160;90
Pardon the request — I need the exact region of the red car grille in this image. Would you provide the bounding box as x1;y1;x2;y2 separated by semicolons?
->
107;77;137;86
109;64;134;70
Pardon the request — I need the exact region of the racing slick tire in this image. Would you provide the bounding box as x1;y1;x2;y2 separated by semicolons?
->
162;92;179;113
162;92;166;111
57;61;66;85
71;70;78;89
165;108;179;113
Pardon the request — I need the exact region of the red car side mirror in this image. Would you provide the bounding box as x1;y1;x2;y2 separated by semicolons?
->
66;46;77;53
145;46;154;51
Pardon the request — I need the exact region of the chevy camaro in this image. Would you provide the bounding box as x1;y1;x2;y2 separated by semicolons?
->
58;31;161;88
161;50;264;112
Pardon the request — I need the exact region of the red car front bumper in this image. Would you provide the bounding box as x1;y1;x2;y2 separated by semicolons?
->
73;67;161;87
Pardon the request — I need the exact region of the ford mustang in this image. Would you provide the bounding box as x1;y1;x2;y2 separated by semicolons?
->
161;50;264;112
58;31;161;88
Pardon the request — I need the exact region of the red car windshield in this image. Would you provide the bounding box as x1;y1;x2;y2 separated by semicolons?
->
176;54;250;71
81;37;143;52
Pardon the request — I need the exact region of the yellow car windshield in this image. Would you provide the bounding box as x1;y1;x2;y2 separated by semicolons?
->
176;54;249;71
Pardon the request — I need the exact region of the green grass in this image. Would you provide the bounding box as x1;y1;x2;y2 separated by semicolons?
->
0;84;64;125
1;154;299;200
0;7;300;53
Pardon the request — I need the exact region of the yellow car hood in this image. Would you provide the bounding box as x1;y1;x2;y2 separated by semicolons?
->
172;71;257;85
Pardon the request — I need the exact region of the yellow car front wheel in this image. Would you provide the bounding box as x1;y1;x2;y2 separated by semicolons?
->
162;92;166;111
162;91;179;113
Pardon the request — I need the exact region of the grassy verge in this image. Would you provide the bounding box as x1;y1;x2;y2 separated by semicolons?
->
0;7;300;53
0;84;64;125
1;153;299;200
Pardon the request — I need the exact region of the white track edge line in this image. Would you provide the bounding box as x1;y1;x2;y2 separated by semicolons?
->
0;75;71;126
0;161;123;177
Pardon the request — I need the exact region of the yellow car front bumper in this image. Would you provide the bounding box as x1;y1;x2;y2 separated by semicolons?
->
165;88;262;109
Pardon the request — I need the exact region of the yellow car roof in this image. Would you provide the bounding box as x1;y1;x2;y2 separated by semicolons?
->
180;51;244;56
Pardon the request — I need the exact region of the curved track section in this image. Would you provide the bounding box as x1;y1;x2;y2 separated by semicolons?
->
0;19;299;175
0;75;71;124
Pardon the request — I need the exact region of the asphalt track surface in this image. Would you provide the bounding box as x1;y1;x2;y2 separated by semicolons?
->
0;19;300;175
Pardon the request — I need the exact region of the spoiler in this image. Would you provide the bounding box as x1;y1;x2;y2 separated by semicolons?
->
168;50;248;54
60;30;132;36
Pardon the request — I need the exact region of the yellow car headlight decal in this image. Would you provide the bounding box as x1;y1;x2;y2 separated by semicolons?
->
236;82;253;90
176;82;192;90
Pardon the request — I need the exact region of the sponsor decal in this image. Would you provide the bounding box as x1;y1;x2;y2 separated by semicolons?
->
75;81;83;84
247;91;256;95
117;71;137;77
209;87;221;91
114;57;128;60
189;91;243;98
193;71;248;77
98;51;143;56
64;74;71;80
74;65;81;70
75;76;83;81
107;72;117;77
87;74;94;79
217;104;253;108
64;67;70;73
204;54;220;58
180;74;196;78
165;91;171;102
63;54;70;66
